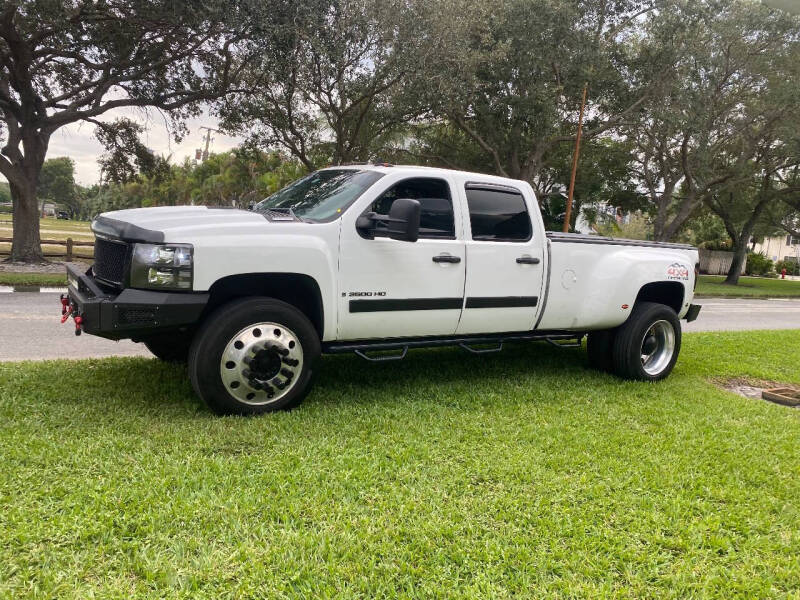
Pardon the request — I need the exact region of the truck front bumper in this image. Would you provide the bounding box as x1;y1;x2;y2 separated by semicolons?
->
64;264;209;340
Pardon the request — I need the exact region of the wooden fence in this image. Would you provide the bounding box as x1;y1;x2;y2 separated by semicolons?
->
698;249;746;275
0;237;94;261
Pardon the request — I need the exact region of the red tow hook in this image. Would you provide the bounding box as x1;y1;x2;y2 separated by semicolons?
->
60;294;73;323
59;293;82;335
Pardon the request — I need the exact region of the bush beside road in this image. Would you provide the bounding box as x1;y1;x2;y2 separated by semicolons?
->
1;330;799;598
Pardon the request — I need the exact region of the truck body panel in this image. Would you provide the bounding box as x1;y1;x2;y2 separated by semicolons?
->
78;165;699;344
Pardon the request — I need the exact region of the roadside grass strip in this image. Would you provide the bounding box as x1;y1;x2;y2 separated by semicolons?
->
0;272;69;287
697;275;800;298
0;330;799;598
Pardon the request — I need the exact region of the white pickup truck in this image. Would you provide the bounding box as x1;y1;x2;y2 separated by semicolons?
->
64;165;701;414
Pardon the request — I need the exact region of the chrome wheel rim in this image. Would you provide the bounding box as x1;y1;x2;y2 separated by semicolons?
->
219;322;304;405
640;320;675;376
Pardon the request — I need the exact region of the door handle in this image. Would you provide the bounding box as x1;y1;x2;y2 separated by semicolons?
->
432;254;461;264
516;256;540;265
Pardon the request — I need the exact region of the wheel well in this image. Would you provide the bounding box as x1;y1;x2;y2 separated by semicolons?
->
204;273;324;338
635;281;684;314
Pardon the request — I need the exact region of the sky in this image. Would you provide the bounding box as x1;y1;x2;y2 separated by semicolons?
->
8;106;244;185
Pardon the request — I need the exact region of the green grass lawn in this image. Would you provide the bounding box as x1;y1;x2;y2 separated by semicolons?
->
0;217;93;233
0;271;69;286
1;331;799;598
0;218;94;264
697;275;800;298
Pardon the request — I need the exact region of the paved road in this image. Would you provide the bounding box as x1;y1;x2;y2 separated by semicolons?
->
0;290;149;361
684;297;800;332
0;292;799;361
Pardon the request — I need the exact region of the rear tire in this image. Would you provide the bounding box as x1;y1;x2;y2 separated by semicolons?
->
188;297;320;415
612;301;681;381
587;329;616;372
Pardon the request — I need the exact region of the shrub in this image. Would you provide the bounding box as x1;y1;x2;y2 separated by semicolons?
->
745;252;775;277
775;258;800;276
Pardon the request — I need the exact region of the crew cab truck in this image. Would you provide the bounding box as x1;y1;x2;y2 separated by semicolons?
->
63;165;701;415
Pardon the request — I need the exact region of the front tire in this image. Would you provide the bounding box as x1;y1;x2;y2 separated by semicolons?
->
611;302;681;381
188;297;321;415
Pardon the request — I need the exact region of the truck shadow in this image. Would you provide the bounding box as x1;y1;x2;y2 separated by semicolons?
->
311;340;594;406
1;340;597;418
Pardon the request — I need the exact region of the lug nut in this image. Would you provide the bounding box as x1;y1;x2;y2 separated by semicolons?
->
282;357;298;367
280;368;293;378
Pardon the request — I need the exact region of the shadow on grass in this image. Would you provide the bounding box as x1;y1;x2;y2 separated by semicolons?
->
315;340;591;392
0;340;598;417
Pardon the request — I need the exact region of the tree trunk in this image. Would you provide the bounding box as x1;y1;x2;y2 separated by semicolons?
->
8;178;45;263
653;204;667;241
724;238;748;285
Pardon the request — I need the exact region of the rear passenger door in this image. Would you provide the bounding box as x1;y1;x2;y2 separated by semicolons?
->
456;182;546;334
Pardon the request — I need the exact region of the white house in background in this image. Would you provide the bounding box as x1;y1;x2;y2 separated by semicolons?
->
752;235;800;263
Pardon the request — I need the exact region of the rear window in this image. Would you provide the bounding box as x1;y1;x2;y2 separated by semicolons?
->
465;186;531;241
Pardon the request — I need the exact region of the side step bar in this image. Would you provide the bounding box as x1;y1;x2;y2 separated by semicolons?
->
323;330;586;360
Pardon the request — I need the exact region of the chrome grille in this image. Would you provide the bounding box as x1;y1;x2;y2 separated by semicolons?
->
93;237;130;286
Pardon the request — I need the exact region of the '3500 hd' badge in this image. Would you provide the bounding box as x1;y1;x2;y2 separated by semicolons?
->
666;263;690;281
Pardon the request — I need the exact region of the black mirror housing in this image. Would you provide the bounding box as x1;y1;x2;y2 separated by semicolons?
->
357;198;420;242
386;198;420;242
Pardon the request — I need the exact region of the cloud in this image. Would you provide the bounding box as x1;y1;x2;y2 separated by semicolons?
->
4;106;244;186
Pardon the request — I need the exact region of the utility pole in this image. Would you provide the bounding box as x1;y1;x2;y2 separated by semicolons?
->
198;126;221;162
563;83;588;233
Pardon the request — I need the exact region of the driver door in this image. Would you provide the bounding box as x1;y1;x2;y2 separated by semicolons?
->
337;176;466;340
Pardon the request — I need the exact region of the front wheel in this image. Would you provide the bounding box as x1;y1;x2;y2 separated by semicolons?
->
611;301;681;381
188;297;321;415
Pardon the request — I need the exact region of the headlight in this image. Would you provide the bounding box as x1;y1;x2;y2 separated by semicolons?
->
130;244;193;290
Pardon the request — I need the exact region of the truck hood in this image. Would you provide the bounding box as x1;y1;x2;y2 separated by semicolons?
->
92;206;280;243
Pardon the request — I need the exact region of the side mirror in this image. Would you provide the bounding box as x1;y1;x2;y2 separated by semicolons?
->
356;198;421;242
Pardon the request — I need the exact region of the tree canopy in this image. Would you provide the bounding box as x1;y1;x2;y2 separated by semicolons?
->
3;0;800;283
0;0;267;261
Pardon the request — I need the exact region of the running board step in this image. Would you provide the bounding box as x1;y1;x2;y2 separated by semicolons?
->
324;330;585;359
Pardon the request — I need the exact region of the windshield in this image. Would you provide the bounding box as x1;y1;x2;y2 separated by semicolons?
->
253;169;384;222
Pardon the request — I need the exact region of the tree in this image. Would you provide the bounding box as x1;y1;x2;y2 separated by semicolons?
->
677;1;800;282
628;0;800;241
534;137;645;231
38;156;76;216
0;0;261;262
220;0;421;169
95;119;161;185
411;0;664;188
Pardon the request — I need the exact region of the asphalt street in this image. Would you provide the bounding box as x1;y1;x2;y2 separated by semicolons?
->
0;291;799;361
0;290;149;361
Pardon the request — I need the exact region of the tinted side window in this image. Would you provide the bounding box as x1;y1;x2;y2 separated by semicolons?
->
370;178;455;239
466;187;531;241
